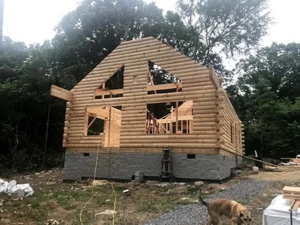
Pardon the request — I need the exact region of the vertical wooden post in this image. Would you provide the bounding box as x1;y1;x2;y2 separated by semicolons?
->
108;106;112;147
187;120;189;134
148;70;157;94
175;86;179;133
102;82;105;99
181;120;183;133
83;109;88;136
175;101;179;133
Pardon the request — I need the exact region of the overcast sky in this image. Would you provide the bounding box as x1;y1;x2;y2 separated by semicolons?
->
3;0;300;47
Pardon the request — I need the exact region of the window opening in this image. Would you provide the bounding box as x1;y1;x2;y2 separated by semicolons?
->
146;101;193;134
94;65;124;99
147;61;182;95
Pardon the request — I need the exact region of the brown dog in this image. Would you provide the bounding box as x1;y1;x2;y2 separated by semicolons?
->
198;189;252;225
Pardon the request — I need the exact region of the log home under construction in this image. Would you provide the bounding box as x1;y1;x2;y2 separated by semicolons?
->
50;37;244;181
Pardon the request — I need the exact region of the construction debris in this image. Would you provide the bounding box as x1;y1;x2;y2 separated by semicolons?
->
0;179;34;197
92;180;109;186
123;189;130;196
195;181;204;186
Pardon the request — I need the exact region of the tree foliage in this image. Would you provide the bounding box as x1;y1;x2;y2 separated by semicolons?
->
231;43;300;158
0;37;65;171
51;0;166;83
0;0;277;171
177;0;271;82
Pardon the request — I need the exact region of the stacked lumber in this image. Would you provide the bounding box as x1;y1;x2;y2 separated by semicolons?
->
282;186;300;200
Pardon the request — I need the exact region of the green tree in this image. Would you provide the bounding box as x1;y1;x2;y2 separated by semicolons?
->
51;0;166;83
234;43;300;158
0;37;64;171
177;0;271;82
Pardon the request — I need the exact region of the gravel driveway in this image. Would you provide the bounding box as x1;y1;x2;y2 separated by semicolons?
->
145;179;269;225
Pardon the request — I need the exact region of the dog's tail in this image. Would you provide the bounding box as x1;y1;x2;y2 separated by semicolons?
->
197;188;209;207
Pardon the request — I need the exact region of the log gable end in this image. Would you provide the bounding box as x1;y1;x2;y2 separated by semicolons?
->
51;36;244;156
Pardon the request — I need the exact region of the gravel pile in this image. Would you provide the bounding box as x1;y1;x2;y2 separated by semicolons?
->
145;179;269;225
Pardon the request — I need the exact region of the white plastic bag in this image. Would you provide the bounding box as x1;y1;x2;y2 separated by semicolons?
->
0;178;34;197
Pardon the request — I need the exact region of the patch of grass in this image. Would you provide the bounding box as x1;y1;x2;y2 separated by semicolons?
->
187;186;199;195
28;209;48;223
137;197;176;214
69;190;94;201
95;196;114;207
25;192;49;209
50;189;94;210
137;201;159;213
52;192;76;210
176;200;192;205
112;184;128;192
68;209;94;225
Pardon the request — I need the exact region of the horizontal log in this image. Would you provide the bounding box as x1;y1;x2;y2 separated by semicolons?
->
66;146;219;154
118;36;156;47
71;93;219;107
220;145;244;156
74;79;209;95
117;130;217;136
147;83;182;92
87;46;172;68
116;38;170;53
183;83;214;90
73;90;216;104
93;83;184;97
72;72;211;92
90;53;185;74
119;143;218;148
50;85;72;101
153;58;203;69
119;139;217;144
73;39;211;91
119;135;217;140
70;108;217;117
74;66;211;92
93;47;162;66
71;82;215;97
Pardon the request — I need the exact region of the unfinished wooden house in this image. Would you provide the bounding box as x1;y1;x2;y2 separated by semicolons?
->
50;37;244;181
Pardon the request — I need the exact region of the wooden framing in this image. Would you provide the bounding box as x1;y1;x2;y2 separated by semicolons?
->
50;37;244;157
50;85;72;101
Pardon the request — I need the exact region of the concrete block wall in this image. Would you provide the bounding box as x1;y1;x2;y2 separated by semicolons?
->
63;151;243;181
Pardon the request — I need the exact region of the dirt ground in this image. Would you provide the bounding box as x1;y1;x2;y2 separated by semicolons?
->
1;165;300;225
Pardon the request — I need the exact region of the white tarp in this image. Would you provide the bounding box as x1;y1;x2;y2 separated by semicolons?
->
263;195;300;225
0;178;34;197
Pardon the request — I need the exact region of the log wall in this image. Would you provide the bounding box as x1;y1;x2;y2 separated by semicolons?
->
58;37;243;156
218;89;244;156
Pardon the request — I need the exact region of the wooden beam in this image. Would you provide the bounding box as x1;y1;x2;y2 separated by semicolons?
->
93;83;183;97
147;83;182;92
157;115;193;122
50;85;72;101
148;70;157;94
94;88;123;96
88;117;97;129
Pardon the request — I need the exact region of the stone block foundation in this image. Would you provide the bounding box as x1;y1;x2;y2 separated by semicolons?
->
63;152;243;181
